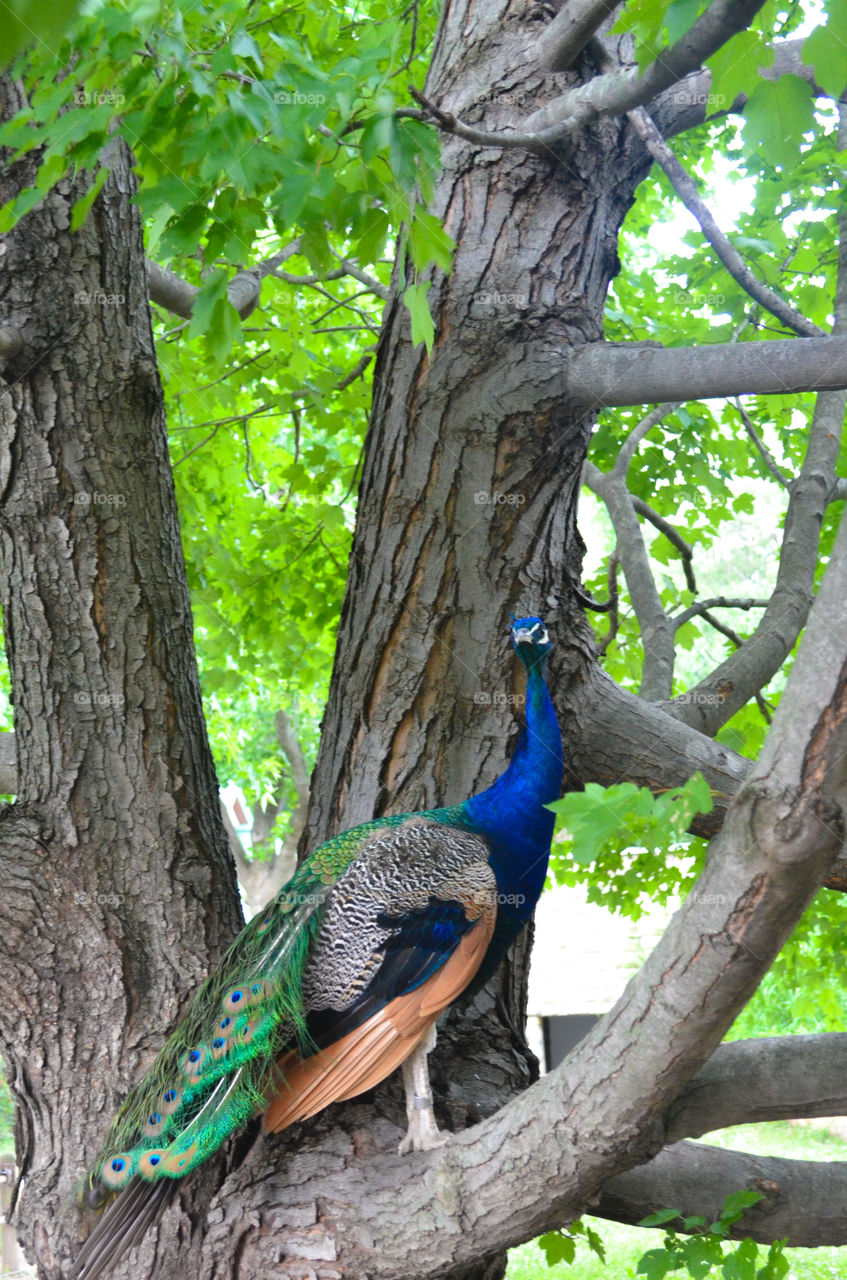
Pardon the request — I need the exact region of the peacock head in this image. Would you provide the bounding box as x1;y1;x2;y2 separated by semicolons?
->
509;616;552;668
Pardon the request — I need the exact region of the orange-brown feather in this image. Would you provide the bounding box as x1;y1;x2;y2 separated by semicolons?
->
263;910;495;1134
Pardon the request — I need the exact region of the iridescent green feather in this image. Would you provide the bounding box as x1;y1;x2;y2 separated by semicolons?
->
88;816;411;1190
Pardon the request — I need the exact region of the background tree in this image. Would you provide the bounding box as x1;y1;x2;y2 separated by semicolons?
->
1;2;847;1279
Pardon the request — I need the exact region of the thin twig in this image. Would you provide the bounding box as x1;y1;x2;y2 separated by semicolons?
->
597;554;620;656
631;497;697;594
626;104;823;339
673;597;770;630
733;397;791;488
612;402;682;479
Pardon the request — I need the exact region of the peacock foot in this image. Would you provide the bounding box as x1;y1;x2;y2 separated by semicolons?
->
398;1094;448;1155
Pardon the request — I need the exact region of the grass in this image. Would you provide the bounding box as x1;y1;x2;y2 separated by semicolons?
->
506;1121;847;1280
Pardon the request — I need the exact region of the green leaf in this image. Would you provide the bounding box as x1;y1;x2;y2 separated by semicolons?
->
637;1246;679;1280
538;1231;576;1266
356;208;391;264
408;207;455;273
639;1209;682;1228
403;281;434;351
680;1234;723;1279
721;1236;759;1280
742;76;815;171
707;29;772;112
802;8;847;99
712;1188;762;1233
0;0;85;65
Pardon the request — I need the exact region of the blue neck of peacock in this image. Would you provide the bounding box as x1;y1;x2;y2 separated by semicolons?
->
463;655;563;921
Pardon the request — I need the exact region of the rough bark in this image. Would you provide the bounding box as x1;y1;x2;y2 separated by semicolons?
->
0;87;242;1277
301;0;654;1181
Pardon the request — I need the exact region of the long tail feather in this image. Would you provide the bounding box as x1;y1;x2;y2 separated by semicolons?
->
72;1179;175;1280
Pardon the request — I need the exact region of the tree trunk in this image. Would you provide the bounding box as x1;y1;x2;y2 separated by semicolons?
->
302;0;650;1179
0;84;242;1276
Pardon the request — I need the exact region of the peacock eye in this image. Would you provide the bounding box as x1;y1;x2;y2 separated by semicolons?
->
538;629;549;644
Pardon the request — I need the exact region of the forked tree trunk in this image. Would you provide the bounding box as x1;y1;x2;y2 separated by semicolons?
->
303;0;650;1168
0;3;655;1278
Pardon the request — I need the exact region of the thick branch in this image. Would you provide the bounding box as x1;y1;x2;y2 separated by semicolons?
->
597;1142;847;1246
524;0;767;137
652;38;844;141
667;1034;847;1140
146;259;262;321
559;657;750;838
146;242;356;323
566;335;847;407
537;0;623;72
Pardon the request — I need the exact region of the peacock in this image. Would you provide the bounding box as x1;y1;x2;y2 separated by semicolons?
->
72;616;562;1279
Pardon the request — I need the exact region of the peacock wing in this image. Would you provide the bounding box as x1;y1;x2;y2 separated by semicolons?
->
264;817;498;1132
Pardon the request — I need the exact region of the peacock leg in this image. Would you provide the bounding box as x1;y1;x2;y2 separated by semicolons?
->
398;1024;447;1155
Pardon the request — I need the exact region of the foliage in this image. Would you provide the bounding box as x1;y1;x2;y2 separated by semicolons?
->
531;1193;791;1280
633;1192;787;1280
539;1221;607;1268
546;775;712;918
0;0;450;823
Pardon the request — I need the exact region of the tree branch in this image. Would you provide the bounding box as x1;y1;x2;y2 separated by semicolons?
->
665;183;847;735
666;1034;847;1141
559;657;750;838
597;1142;847;1246
651;38;844;142
146;259;263;321
537;0;623;72
584;460;676;700
565;334;847;407
593;1035;847;1242
626;105;823;339
672;597;769;630
612;401;682;477
733;397;791;488
524;0;768;137
631;497;697;593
